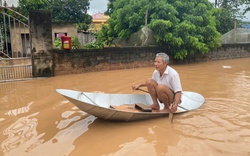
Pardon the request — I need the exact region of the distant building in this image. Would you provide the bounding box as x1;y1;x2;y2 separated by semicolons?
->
89;13;110;33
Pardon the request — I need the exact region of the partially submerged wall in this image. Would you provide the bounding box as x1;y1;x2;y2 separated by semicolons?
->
29;10;54;77
52;44;250;76
52;46;163;75
176;43;250;63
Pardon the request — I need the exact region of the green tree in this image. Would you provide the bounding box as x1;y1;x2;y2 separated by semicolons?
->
212;0;250;34
214;0;249;20
16;0;49;17
101;0;221;60
243;0;250;14
97;25;114;46
212;8;235;34
15;0;92;27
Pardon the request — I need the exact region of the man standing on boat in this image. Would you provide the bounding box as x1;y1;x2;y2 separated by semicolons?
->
132;52;182;113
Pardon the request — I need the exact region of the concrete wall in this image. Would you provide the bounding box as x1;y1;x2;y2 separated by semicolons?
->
0;58;31;66
77;33;96;46
175;43;250;63
29;10;54;77
29;11;53;53
212;44;250;59
52;46;163;75
52;44;250;76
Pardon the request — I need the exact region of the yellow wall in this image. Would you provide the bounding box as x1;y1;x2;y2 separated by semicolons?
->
90;13;110;32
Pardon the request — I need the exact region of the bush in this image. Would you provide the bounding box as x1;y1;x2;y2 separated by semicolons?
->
83;42;104;49
71;36;80;49
54;38;62;49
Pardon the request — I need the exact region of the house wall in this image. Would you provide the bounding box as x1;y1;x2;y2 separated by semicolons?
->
10;26;28;50
10;22;29;57
10;21;95;56
90;13;109;32
51;23;78;48
8;12;108;58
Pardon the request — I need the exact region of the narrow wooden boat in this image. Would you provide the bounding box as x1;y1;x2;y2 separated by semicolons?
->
56;89;205;121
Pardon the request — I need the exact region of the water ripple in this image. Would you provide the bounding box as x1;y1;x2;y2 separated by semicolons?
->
173;97;250;155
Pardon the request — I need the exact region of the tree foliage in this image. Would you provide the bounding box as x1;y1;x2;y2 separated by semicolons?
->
214;0;250;19
101;0;221;60
244;0;250;14
212;0;250;34
15;0;92;26
212;8;235;34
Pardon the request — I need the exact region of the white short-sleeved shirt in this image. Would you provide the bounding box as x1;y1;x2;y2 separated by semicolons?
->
152;66;182;93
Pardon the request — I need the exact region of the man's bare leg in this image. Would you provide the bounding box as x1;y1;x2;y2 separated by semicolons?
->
156;84;174;112
146;79;160;110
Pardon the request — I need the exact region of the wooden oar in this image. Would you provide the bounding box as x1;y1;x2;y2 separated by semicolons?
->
136;88;174;123
169;104;174;123
137;88;149;93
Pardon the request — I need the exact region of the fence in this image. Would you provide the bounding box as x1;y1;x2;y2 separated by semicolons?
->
0;64;32;82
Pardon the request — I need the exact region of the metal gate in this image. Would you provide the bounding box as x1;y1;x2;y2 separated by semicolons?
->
0;3;32;82
0;64;32;82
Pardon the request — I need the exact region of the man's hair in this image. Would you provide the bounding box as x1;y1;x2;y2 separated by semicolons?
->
156;53;169;63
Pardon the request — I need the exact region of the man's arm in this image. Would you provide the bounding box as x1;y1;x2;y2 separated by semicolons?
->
132;82;147;90
174;91;182;105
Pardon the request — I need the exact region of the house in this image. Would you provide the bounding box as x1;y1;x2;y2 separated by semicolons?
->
2;9;108;57
89;13;110;33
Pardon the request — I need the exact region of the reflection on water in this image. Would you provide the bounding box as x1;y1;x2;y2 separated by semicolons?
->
5;102;33;116
0;58;250;156
1;104;96;156
1;112;40;154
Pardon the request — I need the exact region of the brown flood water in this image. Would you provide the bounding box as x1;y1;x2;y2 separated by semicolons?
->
0;58;250;156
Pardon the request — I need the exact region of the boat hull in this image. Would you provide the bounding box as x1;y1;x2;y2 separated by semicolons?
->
56;89;205;121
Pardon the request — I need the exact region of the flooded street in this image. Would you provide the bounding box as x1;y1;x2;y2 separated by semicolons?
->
0;58;249;156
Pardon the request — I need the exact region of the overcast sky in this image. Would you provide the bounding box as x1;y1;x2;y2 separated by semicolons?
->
3;0;249;20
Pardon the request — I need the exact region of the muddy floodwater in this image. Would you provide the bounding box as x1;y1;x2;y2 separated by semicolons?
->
0;58;249;156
